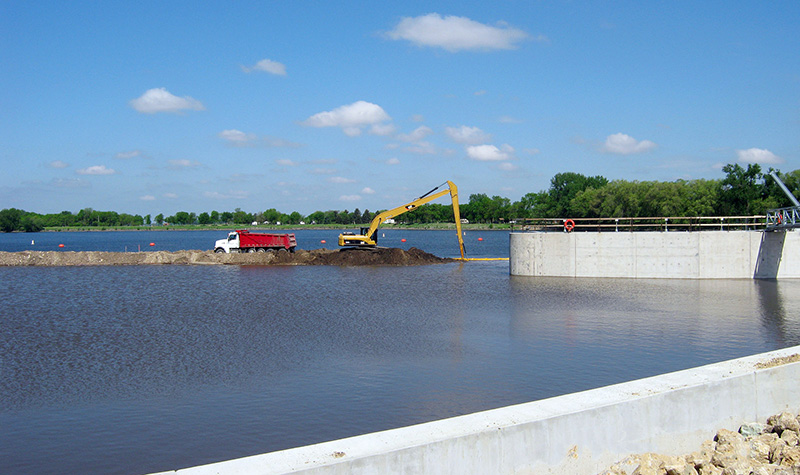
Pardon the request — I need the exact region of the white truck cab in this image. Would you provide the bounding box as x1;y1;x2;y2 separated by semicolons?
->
214;232;239;253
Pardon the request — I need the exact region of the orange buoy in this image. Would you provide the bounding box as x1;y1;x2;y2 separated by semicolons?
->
321;240;326;244
478;237;483;241
564;219;575;232
149;242;155;246
401;238;406;242
58;244;65;248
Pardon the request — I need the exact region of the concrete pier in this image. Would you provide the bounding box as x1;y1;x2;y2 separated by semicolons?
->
510;230;800;279
152;346;800;475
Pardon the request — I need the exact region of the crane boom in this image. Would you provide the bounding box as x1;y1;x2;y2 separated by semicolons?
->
338;180;465;259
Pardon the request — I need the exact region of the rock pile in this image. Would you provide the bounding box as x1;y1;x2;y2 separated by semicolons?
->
0;247;452;267
603;412;800;475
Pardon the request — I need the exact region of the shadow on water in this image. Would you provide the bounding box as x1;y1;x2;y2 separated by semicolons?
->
755;278;800;347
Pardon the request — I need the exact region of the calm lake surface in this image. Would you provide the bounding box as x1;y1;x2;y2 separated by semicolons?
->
2;230;800;474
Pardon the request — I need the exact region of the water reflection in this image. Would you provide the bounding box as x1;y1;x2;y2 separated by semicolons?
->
0;264;797;474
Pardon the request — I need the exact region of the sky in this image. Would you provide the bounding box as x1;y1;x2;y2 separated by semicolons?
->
1;1;798;216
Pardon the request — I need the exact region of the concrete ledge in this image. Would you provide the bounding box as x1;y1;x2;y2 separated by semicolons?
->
510;230;800;278
152;346;800;475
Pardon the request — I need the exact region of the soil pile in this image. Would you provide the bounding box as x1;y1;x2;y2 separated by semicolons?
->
0;247;452;267
602;411;800;475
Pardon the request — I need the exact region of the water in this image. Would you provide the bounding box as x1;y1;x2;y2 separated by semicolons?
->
0;228;506;258
1;231;800;474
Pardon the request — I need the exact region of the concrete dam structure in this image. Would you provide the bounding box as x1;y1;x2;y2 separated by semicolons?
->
510;230;800;279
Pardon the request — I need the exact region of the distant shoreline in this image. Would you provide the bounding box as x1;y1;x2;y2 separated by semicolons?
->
27;223;513;233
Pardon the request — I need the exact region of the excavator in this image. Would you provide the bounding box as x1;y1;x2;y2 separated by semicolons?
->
338;180;466;259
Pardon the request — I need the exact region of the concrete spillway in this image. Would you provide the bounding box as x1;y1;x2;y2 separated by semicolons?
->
510;230;800;279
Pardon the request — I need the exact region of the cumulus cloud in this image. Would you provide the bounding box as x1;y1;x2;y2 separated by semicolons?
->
386;157;400;165
329;176;356;184
396;126;433;143
49;160;69;168
362;187;376;194
140;195;156;201
370;123;397;136
602;133;657;155
405;141;437;155
302;101;391;136
385;13;532;52
77;165;116;175
445;125;492;144
163;193;178;199
275;159;297;167
736;148;783;165
129;88;205;114
340;195;362;202
241;59;287;75
466;144;514;161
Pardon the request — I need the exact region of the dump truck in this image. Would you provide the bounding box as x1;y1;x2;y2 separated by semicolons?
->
214;230;296;253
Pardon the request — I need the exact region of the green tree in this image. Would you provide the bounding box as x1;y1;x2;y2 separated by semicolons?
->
0;208;22;232
154;213;164;225
719;163;762;215
197;212;211;225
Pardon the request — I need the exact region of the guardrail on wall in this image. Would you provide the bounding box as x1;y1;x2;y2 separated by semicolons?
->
766;207;800;231
511;216;767;233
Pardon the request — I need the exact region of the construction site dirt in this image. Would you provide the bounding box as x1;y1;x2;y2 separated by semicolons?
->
0;248;453;267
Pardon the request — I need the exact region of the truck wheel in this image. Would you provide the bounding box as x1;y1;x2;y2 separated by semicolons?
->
257;248;266;252
214;248;225;253
247;248;256;253
289;247;296;253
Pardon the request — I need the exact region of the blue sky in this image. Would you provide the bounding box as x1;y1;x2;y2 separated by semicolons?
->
1;1;798;216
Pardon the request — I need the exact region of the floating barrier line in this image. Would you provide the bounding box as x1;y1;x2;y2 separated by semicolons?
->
455;257;509;261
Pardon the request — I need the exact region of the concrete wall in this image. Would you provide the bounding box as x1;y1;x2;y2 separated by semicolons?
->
152;346;800;475
510;230;800;279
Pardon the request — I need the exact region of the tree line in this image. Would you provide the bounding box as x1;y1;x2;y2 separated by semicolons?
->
2;163;798;233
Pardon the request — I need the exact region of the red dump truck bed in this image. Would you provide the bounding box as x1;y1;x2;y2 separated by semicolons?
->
236;230;296;250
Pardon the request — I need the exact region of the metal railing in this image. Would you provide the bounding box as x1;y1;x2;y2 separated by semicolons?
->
511;216;768;233
766;206;800;231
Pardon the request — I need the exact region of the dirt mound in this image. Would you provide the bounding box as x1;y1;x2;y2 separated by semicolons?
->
0;247;452;267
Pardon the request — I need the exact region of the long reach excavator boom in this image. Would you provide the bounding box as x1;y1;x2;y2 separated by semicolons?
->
338;180;466;259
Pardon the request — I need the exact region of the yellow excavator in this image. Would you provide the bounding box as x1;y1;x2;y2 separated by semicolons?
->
338;180;466;259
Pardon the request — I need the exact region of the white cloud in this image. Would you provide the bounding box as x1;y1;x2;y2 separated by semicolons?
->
51;177;88;188
276;159;297;167
340;195;362;202
129;88;205;114
411;114;425;122
140;195;156;201
466;144;514;161
386;13;532;52
241;59;287;76
499;115;522;124
219;129;257;144
497;162;518;171
77;165;116;175
329;176;356;184
386;157;400;165
115;150;142;159
602;133;657;155
49;160;69;168
445;125;492;144
362;187;376;194
302;101;391;136
163;193;178;199
523;148;541;155
370;123;397;136
736;148;783;165
167;159;200;169
396;126;433;143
